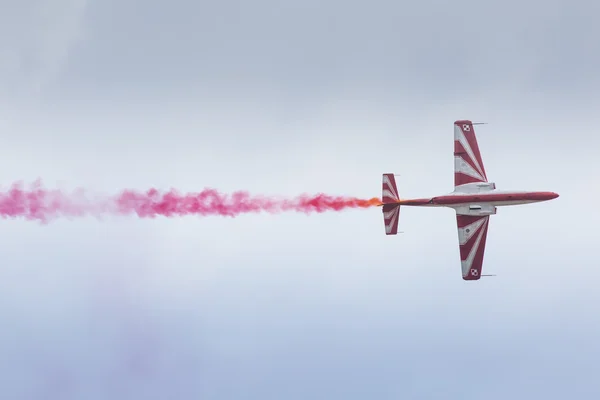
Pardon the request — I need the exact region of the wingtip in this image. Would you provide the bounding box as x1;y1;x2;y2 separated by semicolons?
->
454;119;472;125
453;120;488;125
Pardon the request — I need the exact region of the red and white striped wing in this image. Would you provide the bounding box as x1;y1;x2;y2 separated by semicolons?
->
454;120;488;188
456;214;490;280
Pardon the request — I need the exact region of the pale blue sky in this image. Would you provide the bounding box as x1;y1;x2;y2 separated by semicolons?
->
0;1;599;399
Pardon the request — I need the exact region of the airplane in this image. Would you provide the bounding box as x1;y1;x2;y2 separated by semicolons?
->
380;120;559;281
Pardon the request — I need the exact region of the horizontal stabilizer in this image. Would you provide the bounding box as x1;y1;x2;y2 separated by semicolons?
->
382;173;399;203
383;203;400;235
382;174;401;235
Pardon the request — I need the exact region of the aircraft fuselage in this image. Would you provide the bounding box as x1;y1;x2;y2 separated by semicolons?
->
398;190;559;208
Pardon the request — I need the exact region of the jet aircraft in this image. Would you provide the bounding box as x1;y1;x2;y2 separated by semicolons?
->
381;120;559;280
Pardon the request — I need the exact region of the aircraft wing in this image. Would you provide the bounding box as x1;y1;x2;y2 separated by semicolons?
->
456;214;490;280
454;120;488;188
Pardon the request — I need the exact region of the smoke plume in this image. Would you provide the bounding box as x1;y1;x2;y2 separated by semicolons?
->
0;181;382;223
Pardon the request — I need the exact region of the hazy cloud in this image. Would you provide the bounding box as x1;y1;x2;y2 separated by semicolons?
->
0;0;88;102
0;0;598;399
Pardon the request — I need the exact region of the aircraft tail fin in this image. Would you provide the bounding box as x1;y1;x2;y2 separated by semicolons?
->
382;173;401;235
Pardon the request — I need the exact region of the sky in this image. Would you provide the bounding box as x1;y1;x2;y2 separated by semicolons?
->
0;0;599;399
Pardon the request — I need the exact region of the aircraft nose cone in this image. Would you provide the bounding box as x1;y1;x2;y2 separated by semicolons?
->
549;192;559;199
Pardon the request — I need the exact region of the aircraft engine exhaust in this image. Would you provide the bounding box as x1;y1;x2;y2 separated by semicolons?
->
0;181;382;223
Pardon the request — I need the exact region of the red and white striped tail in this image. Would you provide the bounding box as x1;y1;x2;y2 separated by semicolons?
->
382;203;400;235
382;173;400;203
382;173;401;235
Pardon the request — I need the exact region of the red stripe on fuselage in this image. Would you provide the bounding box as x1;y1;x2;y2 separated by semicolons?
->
434;192;558;205
398;192;559;206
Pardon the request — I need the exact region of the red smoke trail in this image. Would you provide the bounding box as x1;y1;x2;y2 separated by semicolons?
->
0;181;382;223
